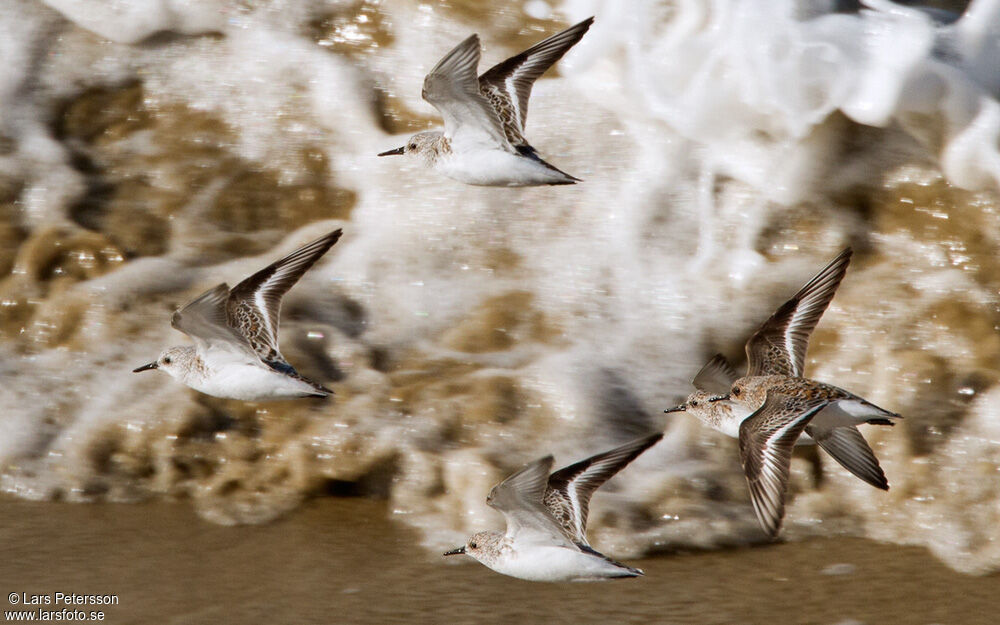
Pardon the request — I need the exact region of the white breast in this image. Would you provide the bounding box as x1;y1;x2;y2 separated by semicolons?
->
486;545;633;582
436;149;569;186
186;362;319;400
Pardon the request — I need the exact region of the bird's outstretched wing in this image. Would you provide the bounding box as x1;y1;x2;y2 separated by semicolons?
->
478;17;594;146
745;248;852;377
739;392;829;537
487;456;577;548
226;229;342;367
422;34;513;152
807;424;889;490
692;353;740;395
171;284;256;362
544;433;661;545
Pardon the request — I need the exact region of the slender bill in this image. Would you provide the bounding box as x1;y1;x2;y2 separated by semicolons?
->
378;147;405;156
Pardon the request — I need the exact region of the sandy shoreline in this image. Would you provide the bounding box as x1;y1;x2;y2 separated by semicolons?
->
1;496;996;624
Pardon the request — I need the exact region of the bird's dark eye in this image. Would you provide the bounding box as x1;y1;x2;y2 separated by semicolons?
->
408;143;416;150
690;400;698;407
163;357;172;364
732;387;741;396
469;542;477;550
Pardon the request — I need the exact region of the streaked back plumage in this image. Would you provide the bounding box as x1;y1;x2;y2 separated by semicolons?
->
745;248;853;377
543;432;663;545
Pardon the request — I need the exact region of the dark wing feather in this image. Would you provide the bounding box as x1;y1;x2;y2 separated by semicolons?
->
226;229;342;364
514;144;581;183
544;433;662;544
807;425;889;490
739;393;829;537
422;34;512;151
576;543;644;577
478;17;593;145
745;248;852;377
692;353;740;394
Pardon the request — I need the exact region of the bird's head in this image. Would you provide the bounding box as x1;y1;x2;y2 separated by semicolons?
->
133;346;196;380
378;131;444;163
443;530;503;567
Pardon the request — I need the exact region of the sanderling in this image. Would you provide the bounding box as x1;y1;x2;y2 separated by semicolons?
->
444;433;661;581
133;229;342;401
668;353;891;489
665;355;750;438
674;249;900;537
378;17;593;186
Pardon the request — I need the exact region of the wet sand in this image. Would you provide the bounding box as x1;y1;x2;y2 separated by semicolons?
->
0;497;996;624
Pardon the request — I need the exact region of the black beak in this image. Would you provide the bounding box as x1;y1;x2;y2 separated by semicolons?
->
707;394;730;402
443;546;466;556
664;404;687;414
133;362;158;373
378;146;405;156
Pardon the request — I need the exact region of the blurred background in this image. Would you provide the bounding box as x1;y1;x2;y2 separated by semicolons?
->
1;0;999;622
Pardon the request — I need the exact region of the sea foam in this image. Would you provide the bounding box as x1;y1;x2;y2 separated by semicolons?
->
0;0;998;574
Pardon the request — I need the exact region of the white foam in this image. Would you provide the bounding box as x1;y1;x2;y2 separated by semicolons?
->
1;0;1000;573
563;0;1000;192
39;0;226;44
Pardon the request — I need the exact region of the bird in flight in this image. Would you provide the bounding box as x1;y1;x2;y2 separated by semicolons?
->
444;433;661;581
379;18;594;186
667;249;900;537
133;229;342;401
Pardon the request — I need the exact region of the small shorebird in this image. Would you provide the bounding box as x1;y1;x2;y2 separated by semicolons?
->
444;433;661;581
133;229;342;401
667;248;900;537
665;354;753;439
378;17;593;186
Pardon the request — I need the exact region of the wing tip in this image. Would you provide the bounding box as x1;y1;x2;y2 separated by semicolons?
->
817;246;854;282
629;432;664;456
310;382;334;397
867;417;897;426
616;566;643;578
692;353;738;392
644;431;665;445
429;33;482;77
312;227;344;252
751;495;785;539
575;17;595;36
555;16;595;40
452;32;482;53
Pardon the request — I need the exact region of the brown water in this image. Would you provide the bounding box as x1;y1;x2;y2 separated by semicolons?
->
1;497;995;625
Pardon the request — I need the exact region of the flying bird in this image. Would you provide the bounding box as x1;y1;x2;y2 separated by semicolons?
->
378;18;594;186
133;229;342;401
666;248;900;537
444;433;662;581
